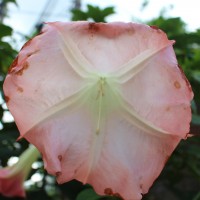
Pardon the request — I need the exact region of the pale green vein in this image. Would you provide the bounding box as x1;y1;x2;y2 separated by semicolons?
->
121;101;170;136
112;41;174;84
23;84;91;136
58;31;96;79
109;85;170;136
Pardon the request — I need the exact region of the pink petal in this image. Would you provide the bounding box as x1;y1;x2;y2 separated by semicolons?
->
120;45;192;137
3;22;193;200
0;168;25;197
0;145;39;197
24;108;180;200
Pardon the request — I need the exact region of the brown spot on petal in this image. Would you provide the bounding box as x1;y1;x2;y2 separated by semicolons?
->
17;87;23;93
56;172;62;177
8;56;19;73
58;155;62;161
177;64;192;92
88;22;100;33
86;22;124;38
174;81;181;89
104;188;113;195
4;96;10;103
126;27;135;35
166;107;170;111
150;25;159;30
15;61;29;76
23;61;29;69
104;188;124;200
150;25;162;33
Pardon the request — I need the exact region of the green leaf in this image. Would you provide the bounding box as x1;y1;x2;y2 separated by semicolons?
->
191;71;200;83
71;4;115;22
102;7;115;17
87;5;103;22
148;16;186;38
3;0;17;5
0;24;13;38
76;188;102;200
191;100;198;114
192;114;200;125
71;9;88;21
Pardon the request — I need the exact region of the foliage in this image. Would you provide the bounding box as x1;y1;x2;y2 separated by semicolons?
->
0;0;19;168
71;4;115;22
0;1;200;200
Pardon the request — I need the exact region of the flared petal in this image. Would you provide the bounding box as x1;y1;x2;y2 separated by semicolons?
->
0;168;25;197
24;107;180;200
120;45;193;137
3;22;193;200
4;23;88;135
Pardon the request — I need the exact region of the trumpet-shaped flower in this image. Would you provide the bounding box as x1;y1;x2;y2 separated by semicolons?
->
3;22;193;200
0;145;40;197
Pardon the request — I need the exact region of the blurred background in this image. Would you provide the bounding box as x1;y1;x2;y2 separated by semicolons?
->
1;0;200;200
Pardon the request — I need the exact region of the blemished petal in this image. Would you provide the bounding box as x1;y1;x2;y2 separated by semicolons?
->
24;109;179;200
3;22;88;135
87;112;180;200
3;21;193;200
120;45;193;137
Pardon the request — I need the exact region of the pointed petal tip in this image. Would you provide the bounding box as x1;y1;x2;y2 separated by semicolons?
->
16;135;23;142
185;133;194;139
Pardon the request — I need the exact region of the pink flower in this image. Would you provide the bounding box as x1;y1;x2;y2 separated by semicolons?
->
3;22;193;200
0;145;40;197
